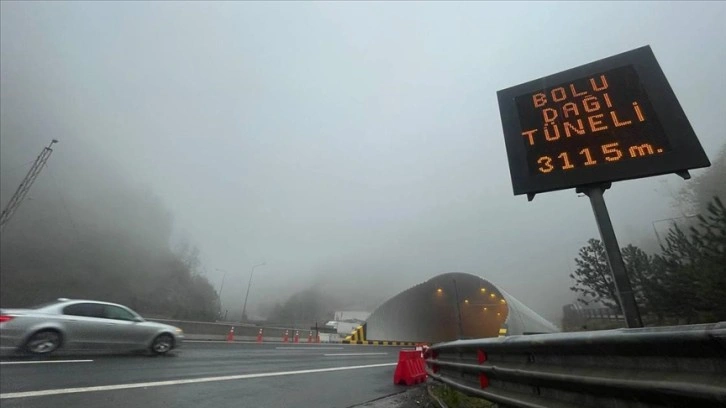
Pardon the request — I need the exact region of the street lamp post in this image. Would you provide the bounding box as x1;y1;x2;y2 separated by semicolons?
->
215;269;228;321
241;262;266;322
216;269;227;298
651;215;697;247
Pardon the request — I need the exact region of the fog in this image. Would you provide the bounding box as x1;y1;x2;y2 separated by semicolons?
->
1;2;724;323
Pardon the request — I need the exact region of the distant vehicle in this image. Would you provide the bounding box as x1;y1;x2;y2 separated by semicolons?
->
0;298;184;355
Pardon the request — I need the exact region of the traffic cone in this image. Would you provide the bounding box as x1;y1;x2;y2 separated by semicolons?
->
226;327;235;343
283;330;289;343
307;331;313;343
256;328;263;343
294;330;300;343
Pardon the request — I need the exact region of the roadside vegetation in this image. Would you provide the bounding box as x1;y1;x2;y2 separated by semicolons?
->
567;144;725;326
0;144;219;321
429;383;496;408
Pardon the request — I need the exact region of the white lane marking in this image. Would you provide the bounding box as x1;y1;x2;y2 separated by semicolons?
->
275;347;343;350
0;360;93;365
0;362;397;399
324;353;388;356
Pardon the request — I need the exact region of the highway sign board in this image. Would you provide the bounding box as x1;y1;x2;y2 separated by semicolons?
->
497;46;710;197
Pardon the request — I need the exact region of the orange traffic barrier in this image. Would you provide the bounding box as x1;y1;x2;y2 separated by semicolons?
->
393;349;428;385
283;330;289;343
307;331;313;343
226;327;235;343
256;328;263;343
294;330;300;343
316;334;320;343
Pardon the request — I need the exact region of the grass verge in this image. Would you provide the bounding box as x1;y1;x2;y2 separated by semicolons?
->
429;383;497;408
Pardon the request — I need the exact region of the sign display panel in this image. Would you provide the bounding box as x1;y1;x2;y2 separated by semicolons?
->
498;46;710;196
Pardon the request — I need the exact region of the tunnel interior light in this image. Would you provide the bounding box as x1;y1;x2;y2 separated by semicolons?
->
483;307;488;311
500;299;506;304
437;288;443;293
480;288;486;293
490;293;496;298
464;299;469;304
497;312;501;316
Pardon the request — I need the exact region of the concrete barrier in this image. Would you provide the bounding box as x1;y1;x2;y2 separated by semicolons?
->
148;318;338;343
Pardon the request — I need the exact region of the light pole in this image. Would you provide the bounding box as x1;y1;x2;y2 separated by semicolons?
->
215;268;228;321
241;262;265;322
216;268;227;299
651;215;697;247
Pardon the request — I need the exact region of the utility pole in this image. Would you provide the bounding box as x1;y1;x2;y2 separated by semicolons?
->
0;139;59;231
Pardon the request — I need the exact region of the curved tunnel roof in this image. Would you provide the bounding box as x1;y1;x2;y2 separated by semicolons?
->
364;272;559;343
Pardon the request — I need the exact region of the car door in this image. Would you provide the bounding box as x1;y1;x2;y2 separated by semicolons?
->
61;303;110;350
101;305;152;349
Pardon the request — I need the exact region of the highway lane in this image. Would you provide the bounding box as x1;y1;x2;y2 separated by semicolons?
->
0;342;410;408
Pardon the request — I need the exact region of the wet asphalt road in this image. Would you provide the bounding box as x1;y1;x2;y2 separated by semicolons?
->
0;341;409;408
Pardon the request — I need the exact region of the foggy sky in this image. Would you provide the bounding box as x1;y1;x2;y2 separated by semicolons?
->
2;1;725;323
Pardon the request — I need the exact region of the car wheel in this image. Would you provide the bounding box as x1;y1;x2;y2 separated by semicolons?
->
151;334;174;355
25;330;62;355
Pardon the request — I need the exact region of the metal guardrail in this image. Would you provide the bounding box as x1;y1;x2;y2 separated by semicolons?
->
425;322;726;408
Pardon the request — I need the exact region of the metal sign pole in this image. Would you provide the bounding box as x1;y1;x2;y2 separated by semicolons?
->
577;183;643;328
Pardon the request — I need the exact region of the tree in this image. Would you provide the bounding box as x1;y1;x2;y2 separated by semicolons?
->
570;197;726;325
569;239;619;308
620;245;659;315
654;197;726;323
267;287;338;325
569;240;663;316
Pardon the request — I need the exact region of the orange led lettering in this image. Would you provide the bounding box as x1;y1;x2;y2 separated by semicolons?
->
522;129;538;146
583;96;601;113
629;144;655;157
544;123;561;141
633;102;645;122
533;93;547;108
602;142;623;162
558;152;575;170
537;156;554;173
579;148;597;165
588;114;608;132
562;102;579;118
610;110;632;127
564;119;585;137
542;108;558;123
551;87;567;102
569;83;587;97
603;93;613;108
590;75;608;91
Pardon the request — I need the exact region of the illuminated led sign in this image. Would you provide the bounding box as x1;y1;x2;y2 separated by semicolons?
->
498;46;710;197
